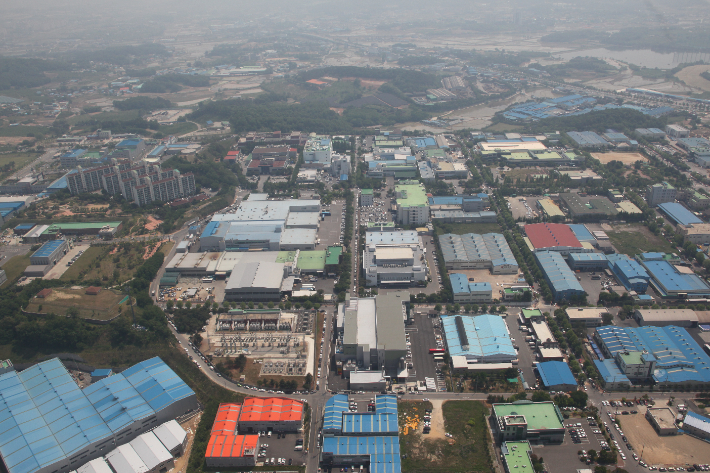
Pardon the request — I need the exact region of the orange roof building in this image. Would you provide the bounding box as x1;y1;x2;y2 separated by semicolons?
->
205;434;259;467
211;403;242;435
237;397;304;432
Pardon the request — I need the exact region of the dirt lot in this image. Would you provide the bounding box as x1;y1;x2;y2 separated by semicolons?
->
446;269;520;299
619;410;710;467
591;151;648;165
25;286;128;320
675;64;710;93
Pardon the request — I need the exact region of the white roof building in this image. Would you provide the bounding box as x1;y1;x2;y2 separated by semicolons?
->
77;459;113;473
152;420;187;455
106;445;149;473
130;432;173;473
224;261;285;301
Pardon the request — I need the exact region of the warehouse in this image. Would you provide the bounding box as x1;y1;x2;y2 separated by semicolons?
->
224;261;286;301
593;359;631;390
657;202;703;226
633;308;699;327
105;445;148;473
128;432;174;473
441;314;516;363
636;252;710;298
530;319;557;347
491;401;566;443
362;230;428;286
567;224;594;243
0;357;196;473
205;435;259;467
682;411;710;440
568;252;608;271
151;420;187;457
537;197;564;218
524;223;583;255
566;131;610;149
606;253;650;293
439;233;518;273
565;307;606;327
450;274;492;303
29;239;68;266
558;193;617;219
678;223;710;245
349;371;387;392
237;397;305;433
536;361;577;392
535;251;586;302
77;458;113;473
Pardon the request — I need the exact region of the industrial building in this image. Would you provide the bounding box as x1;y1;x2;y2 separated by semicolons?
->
537;198;564;218
335;292;408;379
151;420;187;457
657;202;702;226
565;307;606;327
666;124;689;139
645;408;678;435
199;195;320;252
524;223;584;255
536;361;577;392
678;223;710;245
566;131;610;149
594;325;710;388
394;183;429;226
646;181;677;207
0;357;196;473
66;160;196;207
633;309;699;327
558;193;618;219
22;222;122;242
29;239;68;266
635;128;666;140
491;401;565;444
450;274;492;303
535;251;586;302
441;314;516;363
303;136;333;167
682;411;710;440
593;359;631;390
224;261;287;301
362;229;428;287
501;441;534;473
320;395;402;473
360;189;374;207
636;252;710;298
439;233;518;273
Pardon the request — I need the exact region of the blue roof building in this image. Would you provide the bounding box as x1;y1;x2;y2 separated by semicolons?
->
606;254;649;293
566;131;610;148
0;357;197;473
321;437;401;473
536;361;577;391
593;359;631;390
449;274;492;304
637;254;710;298
441;314;516;362
568;224;594;242
535;251;585;301
657;202;703;226
29;239;67;266
323;395;349;434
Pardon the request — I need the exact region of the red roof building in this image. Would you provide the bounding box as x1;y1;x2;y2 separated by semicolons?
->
205;435;259;467
525;223;582;251
212;403;242;435
238;397;304;432
37;288;53;298
227;150;239;156
223;155;237;161
85;286;102;295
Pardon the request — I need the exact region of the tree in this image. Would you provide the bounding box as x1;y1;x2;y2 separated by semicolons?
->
531;391;551;402
434;303;442;313
697;252;706;264
303;373;313;390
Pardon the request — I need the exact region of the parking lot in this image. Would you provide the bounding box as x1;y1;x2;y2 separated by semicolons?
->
358;196;393;227
507;316;537;387
405;312;446;390
538;417;606;473
319;199;346;248
577;271;613;307
255;430;307;468
43;244;87;280
506;196;544;220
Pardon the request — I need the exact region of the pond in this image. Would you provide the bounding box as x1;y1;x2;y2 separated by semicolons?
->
556;48;710;69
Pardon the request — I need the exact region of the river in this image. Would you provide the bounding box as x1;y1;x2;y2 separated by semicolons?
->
557;48;710;69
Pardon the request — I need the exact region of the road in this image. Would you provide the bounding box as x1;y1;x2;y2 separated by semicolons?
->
10;147;57;181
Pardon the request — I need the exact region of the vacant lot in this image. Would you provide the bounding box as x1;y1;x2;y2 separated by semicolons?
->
0;153;40;179
619;411;710;467
25;287;129;320
607;224;676;256
1;254;30;287
399;400;492;473
591;151;648;165
675;64;710;93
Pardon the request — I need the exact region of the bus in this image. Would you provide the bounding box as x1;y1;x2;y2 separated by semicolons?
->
429;348;445;354
433;355;444;362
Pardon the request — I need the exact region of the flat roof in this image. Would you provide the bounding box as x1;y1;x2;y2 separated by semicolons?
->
296;250;326;270
395;183;428;208
538;198;564;217
376;291;408;351
566;307;605;320
492;402;564;430
502;441;534;473
658;202;703;226
635;308;698;323
32;239;65;258
225;261;284;290
647;407;677;429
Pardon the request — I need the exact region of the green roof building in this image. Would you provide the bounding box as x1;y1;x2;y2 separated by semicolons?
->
40;221;123;240
395;182;430;226
296;250;326;272
518;308;543;322
492;401;565;444
360;188;374;207
501;441;534;473
325;246;343;273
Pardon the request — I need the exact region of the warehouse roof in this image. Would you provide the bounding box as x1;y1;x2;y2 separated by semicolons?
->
321;437;401;473
617;201;642;214
492;402;564;430
538;198;564;217
525;223;581;249
129;432;172;471
77;458;113;473
501;441;534;473
205;435;258;459
152;420;186;453
449;273;491;295
442;314;516;359
594;359;631;385
32;239;66;258
439;233;517;268
212;403;241;435
106;444;148;473
568;224;594;241
280;228;317;246
683;411;710;435
366;230;419;245
658;202;703;226
635;309;698;324
323;395;349;432
375;292;408;352
537;361;577;389
225;262;284;291
566;307;605;322
342;413;398;434
536;251;585;296
395;184;428;207
239;397;303;423
640;259;710;295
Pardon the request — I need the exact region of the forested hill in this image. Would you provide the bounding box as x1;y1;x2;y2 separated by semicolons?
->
0;56;71;90
296;66;441;94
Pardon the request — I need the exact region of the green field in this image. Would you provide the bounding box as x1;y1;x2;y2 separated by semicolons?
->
25;287;129;320
607;227;676;256
159;121;198;136
0;152;40;175
67;109;141;125
399;400;493;473
435;222;503;235
1;254;31;287
484;122;524;132
0;126;51;137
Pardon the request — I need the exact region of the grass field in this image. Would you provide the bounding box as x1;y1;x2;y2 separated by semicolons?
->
399;400;492;473
159;122;198;136
0;152;40;175
483;122;524;132
434;222;503;235
0;125;51;137
61;241;172;285
25;287;129;320
0;254;31;287
607;225;676;256
67;109;141;126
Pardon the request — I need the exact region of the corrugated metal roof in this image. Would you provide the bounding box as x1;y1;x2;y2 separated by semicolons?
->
537;361;577;388
323;395;349;432
151;420;186;453
106;444;148;473
129;432;172;470
684;411;710;434
442;314;516;359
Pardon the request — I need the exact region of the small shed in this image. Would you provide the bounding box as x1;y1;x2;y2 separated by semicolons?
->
85;286;102;295
37;288;53;299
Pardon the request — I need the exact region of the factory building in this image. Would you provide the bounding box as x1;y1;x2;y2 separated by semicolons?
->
76;458;113;473
439;233;518;273
565;307;606;327
636;252;710;298
224;261;286;301
360;189;374;207
151;420;187;457
394;183;429;226
678;223;710;245
593;359;632;390
524;223;585;255
362;229;428;287
303;136;333;167
0;357;196;473
665;124;689;139
320;395;401;473
336;292;408;379
491;402;565;444
682;411;710;440
441;314;516;364
126;432;174;473
535;251;586;302
633;309;699;327
29;239;68;266
450;274;492;303
595;325;710;388
646;181;677;207
536;361;577;392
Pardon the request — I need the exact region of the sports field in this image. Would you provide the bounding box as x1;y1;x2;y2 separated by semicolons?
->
591;151;647;165
25;287;129;320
